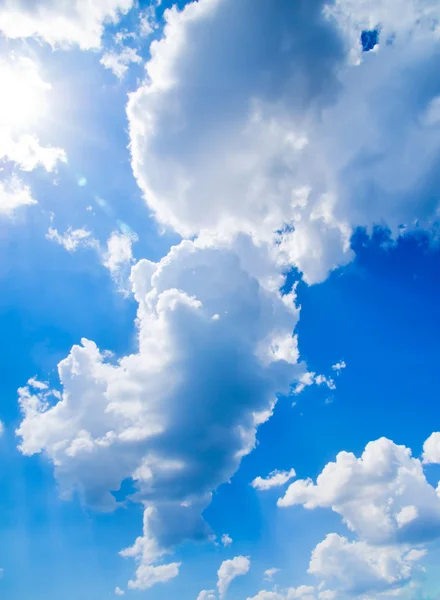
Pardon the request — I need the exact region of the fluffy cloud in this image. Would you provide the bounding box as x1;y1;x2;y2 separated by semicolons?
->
100;47;142;79
114;587;124;596
247;585;316;600
221;534;233;547
127;0;440;283
0;177;37;217
422;432;440;464
309;534;425;596
16;237;304;584
197;591;217;600
217;555;250;599
251;469;296;491
0;420;4;437
278;437;440;546
0;0;134;49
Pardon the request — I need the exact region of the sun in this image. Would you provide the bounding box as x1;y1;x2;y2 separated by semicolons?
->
0;57;49;133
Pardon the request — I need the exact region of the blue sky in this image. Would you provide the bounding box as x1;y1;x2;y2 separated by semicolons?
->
1;1;440;600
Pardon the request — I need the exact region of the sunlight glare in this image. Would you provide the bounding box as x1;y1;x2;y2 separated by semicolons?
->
0;58;49;133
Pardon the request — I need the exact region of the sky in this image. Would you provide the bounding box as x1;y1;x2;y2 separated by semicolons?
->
1;1;440;599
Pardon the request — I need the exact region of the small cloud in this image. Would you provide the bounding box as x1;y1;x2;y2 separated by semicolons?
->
221;533;233;547
251;468;296;491
264;567;280;581
0;421;4;437
100;47;142;80
115;587;125;596
332;360;346;372
46;227;99;253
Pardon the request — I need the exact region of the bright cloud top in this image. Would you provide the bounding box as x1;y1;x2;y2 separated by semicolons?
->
128;0;440;283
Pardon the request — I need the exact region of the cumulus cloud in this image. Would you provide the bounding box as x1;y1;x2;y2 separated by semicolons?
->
197;591;217;600
422;432;440;464
217;555;250;599
247;585;316;600
278;437;440;546
16;237;304;585
100;47;142;79
251;469;296;491
127;0;440;283
221;534;233;547
0;0;134;49
0;421;4;437
0;176;37;217
308;534;425;596
114;587;124;596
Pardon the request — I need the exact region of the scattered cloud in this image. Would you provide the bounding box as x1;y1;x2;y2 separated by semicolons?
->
0;176;36;217
422;432;440;464
46;227;99;253
217;556;250;599
331;360;346;372
221;534;233;547
251;469;296;491
114;587;125;596
197;591;216;600
100;47;142;79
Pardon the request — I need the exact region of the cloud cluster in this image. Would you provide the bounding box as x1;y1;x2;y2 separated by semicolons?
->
17;236;304;588
278;437;439;596
127;0;440;283
0;0;134;49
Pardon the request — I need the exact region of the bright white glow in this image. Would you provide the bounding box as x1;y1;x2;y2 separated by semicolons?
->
0;58;49;132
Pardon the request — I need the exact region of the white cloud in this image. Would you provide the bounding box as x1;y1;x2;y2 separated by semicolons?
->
46;227;99;253
308;534;425;596
422;432;440;464
0;176;37;217
217;555;250;599
264;568;280;581
127;0;440;284
100;47;142;79
114;587;124;596
0;57;65;173
251;469;296;491
16;237;304;586
103;230;137;290
247;585;316;600
331;360;346;371
221;534;233;547
0;421;4;437
197;591;217;600
0;0;134;49
278;437;440;546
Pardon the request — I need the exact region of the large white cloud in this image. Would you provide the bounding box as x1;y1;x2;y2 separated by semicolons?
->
127;0;440;283
278;437;440;546
308;534;425;596
0;0;134;49
16;236;304;585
